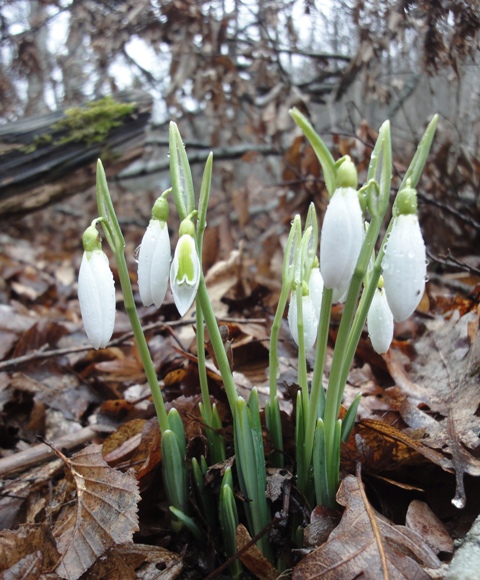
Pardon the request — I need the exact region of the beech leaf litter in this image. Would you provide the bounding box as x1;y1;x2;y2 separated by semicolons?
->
0;130;479;578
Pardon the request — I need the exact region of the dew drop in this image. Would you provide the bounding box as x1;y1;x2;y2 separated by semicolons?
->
425;275;429;282
425;259;430;266
133;245;141;263
383;243;388;252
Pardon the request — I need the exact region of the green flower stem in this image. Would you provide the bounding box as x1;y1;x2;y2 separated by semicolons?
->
169;122;195;219
266;283;290;466
398;114;438;192
321;214;384;504
268;283;290;403
195;153;214;427
303;287;332;483
289;107;337;197
234;395;273;561
197;276;239;412
96;161;169;434
196;310;212;426
295;284;309;415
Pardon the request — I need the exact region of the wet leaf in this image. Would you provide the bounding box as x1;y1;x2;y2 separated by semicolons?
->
293;475;440;579
52;443;140;580
387;308;480;507
236;524;279;580
406;500;453;555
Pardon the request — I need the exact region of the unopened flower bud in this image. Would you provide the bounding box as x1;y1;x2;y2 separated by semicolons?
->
382;198;426;322
367;284;394;354
78;226;116;349
288;284;318;351
320;187;364;298
138;197;171;308
309;265;324;321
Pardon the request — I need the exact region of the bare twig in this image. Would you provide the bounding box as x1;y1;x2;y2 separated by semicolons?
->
0;316;267;371
0;426;96;478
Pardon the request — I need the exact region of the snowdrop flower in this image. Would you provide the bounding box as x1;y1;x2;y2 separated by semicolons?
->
309;265;324;321
78;224;116;349
320;186;364;298
288;283;319;351
367;282;394;354
382;186;426;322
137;196;171;308
319;159;364;299
170;217;200;316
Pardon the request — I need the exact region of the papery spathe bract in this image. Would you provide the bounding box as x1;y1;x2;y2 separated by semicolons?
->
137;218;171;308
288;291;318;351
78;249;116;349
382;213;426;322
367;287;394;354
170;233;200;316
320;187;364;298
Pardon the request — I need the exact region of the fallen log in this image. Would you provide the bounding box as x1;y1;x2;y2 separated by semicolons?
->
0;90;152;218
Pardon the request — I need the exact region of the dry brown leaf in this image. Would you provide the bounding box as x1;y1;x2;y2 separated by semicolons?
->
0;523;58;576
387;308;480;507
236;524;279;580
292;475;440;579
86;543;183;579
52;443;140;580
406;500;453;555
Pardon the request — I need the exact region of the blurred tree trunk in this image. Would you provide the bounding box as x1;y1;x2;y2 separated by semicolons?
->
24;0;49;116
60;1;88;106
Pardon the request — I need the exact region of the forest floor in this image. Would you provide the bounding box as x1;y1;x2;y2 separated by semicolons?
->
0;151;480;579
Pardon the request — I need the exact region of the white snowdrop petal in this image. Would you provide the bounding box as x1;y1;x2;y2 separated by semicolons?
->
288;294;319;351
150;224;171;307
309;267;324;321
170;235;200;316
320;187;364;295
138;219;171;308
367;287;394;354
78;250;115;349
382;214;426;322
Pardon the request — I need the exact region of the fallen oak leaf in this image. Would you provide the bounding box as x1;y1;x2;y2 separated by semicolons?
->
387;308;480;508
358;418;454;473
292;474;440;579
236;524;279;580
50;443;140;580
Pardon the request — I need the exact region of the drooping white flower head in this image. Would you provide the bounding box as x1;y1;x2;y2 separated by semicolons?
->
382;186;426;322
309;265;324;321
137;196;171;308
78;224;116;349
288;285;319;351
320;186;364;299
170;218;200;316
367;283;394;354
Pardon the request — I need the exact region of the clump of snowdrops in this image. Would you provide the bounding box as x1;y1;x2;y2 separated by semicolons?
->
78;110;437;573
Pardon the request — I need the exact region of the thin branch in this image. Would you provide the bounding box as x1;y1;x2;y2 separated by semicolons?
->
0;316;266;371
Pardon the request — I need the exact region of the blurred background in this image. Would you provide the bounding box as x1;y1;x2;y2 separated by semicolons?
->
0;0;479;278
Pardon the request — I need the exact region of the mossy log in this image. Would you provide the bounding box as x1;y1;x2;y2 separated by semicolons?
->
0;91;152;218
